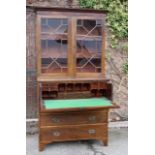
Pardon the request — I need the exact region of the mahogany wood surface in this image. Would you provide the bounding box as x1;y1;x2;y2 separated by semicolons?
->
40;110;108;126
40;124;108;144
36;8;119;151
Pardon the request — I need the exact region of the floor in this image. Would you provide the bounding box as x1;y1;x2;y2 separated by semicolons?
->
26;128;128;155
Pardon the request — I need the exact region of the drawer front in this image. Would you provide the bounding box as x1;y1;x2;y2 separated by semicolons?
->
40;111;108;126
40;124;107;142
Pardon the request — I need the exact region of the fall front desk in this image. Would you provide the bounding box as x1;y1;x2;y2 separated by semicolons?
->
35;7;119;151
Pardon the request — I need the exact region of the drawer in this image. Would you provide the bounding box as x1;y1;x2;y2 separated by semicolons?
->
99;82;107;89
91;82;99;89
40;124;107;142
40;111;108;126
42;85;58;91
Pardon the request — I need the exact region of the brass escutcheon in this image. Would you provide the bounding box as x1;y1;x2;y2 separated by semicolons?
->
88;129;96;134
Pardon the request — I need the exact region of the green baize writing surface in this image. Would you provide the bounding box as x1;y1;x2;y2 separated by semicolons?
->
43;97;112;109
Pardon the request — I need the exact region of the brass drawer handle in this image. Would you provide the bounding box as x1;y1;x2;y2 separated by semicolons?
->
88;116;96;121
88;129;96;134
53;131;61;137
52;117;60;123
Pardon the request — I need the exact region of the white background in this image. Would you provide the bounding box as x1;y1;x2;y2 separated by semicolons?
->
0;0;155;154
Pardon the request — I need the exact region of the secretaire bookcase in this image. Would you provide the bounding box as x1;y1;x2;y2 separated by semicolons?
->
35;7;119;151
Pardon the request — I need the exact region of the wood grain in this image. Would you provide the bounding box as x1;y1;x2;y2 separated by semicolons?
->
40;124;108;143
35;8;119;151
40;110;108;126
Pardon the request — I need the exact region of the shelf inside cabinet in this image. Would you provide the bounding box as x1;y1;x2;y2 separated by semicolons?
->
41;34;68;40
76;36;102;41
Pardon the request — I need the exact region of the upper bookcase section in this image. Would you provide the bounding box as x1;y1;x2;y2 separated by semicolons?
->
35;7;107;81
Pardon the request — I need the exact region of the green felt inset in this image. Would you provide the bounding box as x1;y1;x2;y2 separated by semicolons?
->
43;97;112;109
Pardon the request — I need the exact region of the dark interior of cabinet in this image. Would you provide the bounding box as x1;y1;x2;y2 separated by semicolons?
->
41;82;112;101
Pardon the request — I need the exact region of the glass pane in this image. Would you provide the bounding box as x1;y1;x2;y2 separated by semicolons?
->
41;18;68;73
76;19;102;73
77;19;102;36
41;18;68;34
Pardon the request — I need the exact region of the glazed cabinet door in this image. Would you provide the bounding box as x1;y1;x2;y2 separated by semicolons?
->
37;16;69;76
36;12;106;78
75;18;105;78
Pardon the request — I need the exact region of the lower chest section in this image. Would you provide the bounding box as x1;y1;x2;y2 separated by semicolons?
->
39;110;109;143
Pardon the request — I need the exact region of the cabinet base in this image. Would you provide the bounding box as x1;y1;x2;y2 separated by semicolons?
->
39;138;108;151
39;143;45;151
